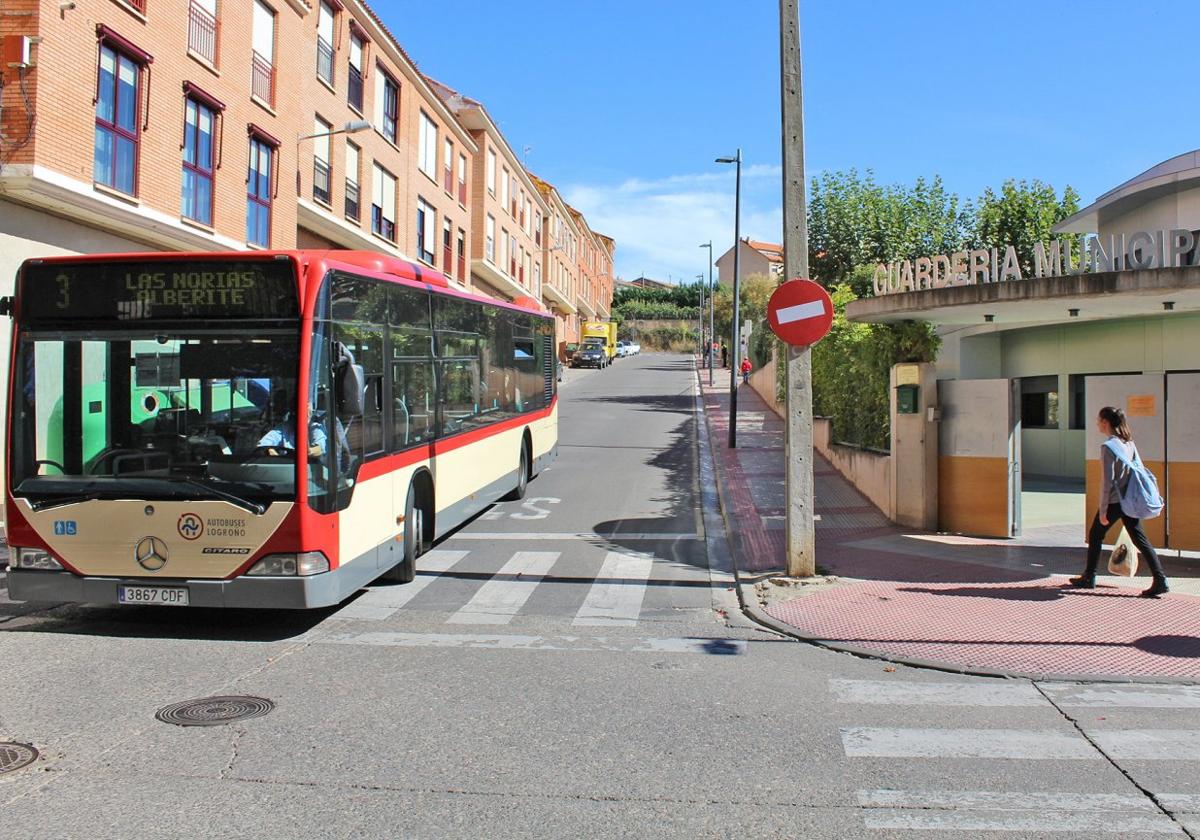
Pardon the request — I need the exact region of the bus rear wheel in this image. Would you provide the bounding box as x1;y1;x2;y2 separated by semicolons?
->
383;482;424;583
504;443;529;501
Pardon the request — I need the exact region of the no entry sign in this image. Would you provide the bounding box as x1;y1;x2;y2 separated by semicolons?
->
767;278;834;347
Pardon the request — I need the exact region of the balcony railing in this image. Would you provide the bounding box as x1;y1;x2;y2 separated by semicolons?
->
443;165;453;194
316;37;333;85
458;179;466;205
188;2;217;65
251;51;274;106
313;159;331;206
457;250;466;281
348;66;363;112
443;242;453;276
345;180;359;221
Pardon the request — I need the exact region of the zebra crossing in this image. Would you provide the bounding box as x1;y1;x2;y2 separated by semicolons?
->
329;544;714;631
833;677;1200;835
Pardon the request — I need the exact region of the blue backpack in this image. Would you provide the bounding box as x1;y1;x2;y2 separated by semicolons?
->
1105;440;1165;520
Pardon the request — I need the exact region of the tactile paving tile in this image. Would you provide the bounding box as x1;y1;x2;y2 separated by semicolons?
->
766;579;1200;679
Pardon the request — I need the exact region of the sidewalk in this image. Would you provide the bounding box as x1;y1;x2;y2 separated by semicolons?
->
699;367;1200;683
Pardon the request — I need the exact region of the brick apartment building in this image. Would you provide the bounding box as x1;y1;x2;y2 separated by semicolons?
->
530;173;580;349
0;0;614;458
566;205;614;325
426;80;548;309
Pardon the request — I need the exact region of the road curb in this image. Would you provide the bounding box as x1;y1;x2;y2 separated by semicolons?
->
693;363;1200;687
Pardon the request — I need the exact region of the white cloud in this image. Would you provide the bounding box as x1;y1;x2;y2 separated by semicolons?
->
562;167;783;284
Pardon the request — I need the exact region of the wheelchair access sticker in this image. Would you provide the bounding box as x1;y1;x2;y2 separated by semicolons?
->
53;520;77;536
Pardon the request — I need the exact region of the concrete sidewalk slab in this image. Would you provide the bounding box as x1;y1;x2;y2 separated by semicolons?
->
697;362;1200;683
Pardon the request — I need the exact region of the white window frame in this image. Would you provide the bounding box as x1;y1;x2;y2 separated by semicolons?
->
485;214;496;263
486;148;496;196
417;197;436;264
253;0;275;63
418;111;438;179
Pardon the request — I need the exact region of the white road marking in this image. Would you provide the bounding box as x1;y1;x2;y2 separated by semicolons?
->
332;550;468;621
840;727;1098;759
450;532;702;541
447;551;559;625
775;300;826;325
858;789;1156;812
861;809;1177;833
317;631;747;655
1091;730;1200;761
572;551;654;626
830;679;1045;707
1041;683;1200;709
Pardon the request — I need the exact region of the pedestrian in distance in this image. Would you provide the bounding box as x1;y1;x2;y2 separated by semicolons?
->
720;342;728;369
1070;406;1170;598
740;357;752;384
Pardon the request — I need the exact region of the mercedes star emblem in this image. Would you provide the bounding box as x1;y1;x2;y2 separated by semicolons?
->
135;536;169;572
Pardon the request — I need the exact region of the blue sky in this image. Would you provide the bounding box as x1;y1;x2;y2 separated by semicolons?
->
377;0;1199;283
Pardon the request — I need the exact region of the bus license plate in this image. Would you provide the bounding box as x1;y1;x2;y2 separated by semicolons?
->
118;586;189;606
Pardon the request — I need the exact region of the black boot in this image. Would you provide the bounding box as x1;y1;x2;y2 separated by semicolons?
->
1140;578;1170;598
1068;575;1095;588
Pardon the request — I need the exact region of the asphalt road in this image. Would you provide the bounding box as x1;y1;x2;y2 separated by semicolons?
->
2;353;1200;839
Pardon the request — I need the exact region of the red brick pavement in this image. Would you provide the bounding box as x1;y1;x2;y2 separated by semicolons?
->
699;367;1200;681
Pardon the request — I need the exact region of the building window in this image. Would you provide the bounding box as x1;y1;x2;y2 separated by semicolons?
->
188;0;218;66
182;97;216;224
510;175;518;218
246;134;274;246
518;246;525;285
534;210;542;246
316;1;335;85
251;1;275;106
456;227;466;282
485;214;495;262
442;218;453;277
501;167;509;211
519;193;526;229
1020;376;1060;430
372;163;396;241
457;153;467;205
347;31;364;112
94;43;143;195
416;198;435;264
442;138;453;194
312;116;331;206
345;140;360;222
501;228;508;273
417;111;437;179
510;234;517;277
486;148;496;195
375;67;398;143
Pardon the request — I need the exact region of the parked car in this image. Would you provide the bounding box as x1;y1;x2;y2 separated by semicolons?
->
626;340;641;355
616;340;631;358
571;342;608;369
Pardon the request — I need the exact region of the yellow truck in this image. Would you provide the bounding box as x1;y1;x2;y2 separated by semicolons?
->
582;321;617;361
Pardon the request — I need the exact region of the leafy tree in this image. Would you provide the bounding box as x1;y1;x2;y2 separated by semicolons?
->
970;179;1081;275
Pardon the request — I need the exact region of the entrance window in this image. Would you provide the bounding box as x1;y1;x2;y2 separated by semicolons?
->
1020;375;1059;430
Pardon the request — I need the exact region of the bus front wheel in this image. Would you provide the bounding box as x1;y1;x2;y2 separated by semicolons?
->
383;483;424;583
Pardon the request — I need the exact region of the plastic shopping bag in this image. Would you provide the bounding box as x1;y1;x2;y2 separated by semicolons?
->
1107;526;1140;577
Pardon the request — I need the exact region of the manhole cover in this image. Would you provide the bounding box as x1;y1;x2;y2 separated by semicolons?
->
155;696;275;727
0;742;38;775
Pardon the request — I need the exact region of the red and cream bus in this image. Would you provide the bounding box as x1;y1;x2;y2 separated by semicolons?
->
4;250;557;608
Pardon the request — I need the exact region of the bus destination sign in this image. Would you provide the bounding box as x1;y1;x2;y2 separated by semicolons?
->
20;260;300;322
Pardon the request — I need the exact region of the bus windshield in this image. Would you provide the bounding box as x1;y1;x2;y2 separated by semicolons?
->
10;329;300;507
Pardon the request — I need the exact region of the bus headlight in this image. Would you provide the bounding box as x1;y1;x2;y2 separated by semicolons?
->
245;551;329;577
13;548;63;570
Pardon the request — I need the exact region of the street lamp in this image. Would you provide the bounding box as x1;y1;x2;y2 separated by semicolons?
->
699;241;714;386
716;149;742;448
696;273;705;359
297;119;372;141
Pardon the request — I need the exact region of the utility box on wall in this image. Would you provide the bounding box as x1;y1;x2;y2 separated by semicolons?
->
896;384;920;415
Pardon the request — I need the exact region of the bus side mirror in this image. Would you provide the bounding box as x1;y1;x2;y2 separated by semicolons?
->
0;297;13;317
338;361;365;416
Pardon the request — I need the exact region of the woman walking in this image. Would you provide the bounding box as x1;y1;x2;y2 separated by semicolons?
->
1070;406;1170;598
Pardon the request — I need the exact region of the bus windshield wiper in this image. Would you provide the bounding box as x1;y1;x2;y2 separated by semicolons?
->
29;492;106;512
162;476;266;515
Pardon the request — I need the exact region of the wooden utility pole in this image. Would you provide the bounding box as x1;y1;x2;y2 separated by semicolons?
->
780;0;815;576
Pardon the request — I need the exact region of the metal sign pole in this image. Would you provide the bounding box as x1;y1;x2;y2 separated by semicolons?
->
780;0;815;576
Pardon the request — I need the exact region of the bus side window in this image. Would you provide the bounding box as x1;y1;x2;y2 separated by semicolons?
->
306;317;336;514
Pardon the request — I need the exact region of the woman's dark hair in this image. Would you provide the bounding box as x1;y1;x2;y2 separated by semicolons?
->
1099;406;1133;442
